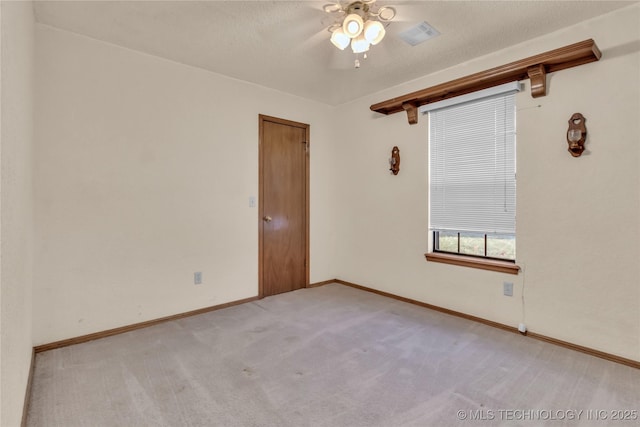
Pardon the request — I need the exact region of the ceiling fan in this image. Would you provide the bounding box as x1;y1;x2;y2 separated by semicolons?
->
322;0;397;68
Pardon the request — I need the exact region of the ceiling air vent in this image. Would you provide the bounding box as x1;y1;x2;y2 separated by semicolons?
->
399;21;440;46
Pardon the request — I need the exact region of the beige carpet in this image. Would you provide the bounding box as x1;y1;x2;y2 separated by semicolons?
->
27;283;639;426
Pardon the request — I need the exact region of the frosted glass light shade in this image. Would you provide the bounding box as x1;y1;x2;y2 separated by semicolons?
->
343;14;364;38
568;129;582;142
351;34;370;53
330;28;350;50
364;20;385;45
377;6;396;21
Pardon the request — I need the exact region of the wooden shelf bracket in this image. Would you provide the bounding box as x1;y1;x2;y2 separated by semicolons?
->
527;64;547;98
402;103;418;125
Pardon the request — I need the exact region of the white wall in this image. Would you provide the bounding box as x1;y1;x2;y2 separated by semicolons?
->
33;25;339;344
33;4;639;364
0;1;35;425
332;5;640;361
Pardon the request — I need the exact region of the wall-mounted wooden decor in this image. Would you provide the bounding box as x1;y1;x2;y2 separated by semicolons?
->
389;146;400;175
567;113;587;157
371;39;601;125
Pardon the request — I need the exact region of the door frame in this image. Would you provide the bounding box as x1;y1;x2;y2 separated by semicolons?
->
258;114;310;299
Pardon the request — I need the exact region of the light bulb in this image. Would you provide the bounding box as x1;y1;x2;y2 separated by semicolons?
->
330;28;350;50
351;34;370;54
364;21;385;45
568;129;582;142
342;14;364;38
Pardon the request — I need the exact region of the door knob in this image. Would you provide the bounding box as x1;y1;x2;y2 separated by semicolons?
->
263;215;272;222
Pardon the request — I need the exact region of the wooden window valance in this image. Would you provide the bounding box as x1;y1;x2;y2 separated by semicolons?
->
370;39;601;125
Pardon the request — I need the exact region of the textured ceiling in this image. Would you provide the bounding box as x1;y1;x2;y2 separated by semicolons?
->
33;0;634;105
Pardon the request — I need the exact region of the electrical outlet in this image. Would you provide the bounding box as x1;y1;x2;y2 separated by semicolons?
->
503;282;513;296
194;272;202;285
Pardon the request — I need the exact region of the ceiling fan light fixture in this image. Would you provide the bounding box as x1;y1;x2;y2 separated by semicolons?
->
330;28;350;50
325;0;397;68
364;20;385;45
351;34;370;53
343;13;364;38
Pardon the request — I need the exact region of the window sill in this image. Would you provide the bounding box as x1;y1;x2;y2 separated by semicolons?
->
425;252;520;275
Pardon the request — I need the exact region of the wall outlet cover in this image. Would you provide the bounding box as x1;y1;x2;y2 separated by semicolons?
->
503;282;513;296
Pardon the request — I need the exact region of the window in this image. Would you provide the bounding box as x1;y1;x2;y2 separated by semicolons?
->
427;84;518;264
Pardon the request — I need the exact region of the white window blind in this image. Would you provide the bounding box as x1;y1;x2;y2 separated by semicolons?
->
429;92;516;235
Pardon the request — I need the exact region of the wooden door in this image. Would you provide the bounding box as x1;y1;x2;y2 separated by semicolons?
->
259;115;309;297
